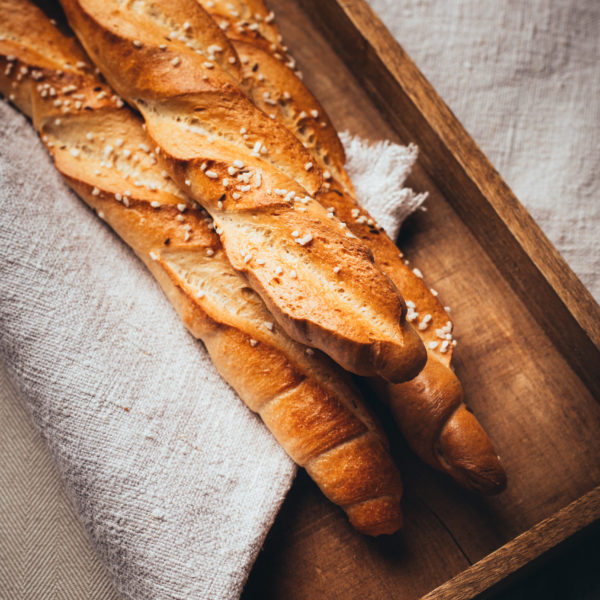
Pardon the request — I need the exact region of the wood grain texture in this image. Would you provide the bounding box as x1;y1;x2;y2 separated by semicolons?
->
242;0;600;597
422;486;600;600
296;0;600;400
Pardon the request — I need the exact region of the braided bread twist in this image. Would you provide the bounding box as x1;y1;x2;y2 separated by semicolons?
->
0;0;406;534
198;0;506;494
57;0;427;384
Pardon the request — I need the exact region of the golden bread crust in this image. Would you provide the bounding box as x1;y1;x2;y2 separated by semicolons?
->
0;0;405;534
214;0;506;494
56;0;427;383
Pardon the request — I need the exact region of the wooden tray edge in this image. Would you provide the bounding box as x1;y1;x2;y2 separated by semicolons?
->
295;0;600;398
420;486;600;600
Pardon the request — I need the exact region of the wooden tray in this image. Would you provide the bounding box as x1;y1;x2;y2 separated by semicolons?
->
241;1;600;598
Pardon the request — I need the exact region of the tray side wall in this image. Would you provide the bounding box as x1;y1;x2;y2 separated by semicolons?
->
296;0;600;399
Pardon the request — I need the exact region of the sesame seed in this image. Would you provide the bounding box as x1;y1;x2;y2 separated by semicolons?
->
440;340;450;353
196;290;205;299
183;21;191;30
139;143;150;152
177;203;187;212
232;192;241;200
206;248;214;256
133;40;142;48
406;300;416;308
305;162;313;171
171;57;181;66
159;44;167;50
418;315;432;331
122;149;131;158
243;253;252;263
150;201;161;208
184;231;191;241
406;308;418;322
412;268;424;279
185;179;191;186
69;148;80;157
298;111;307;119
176;214;184;222
249;339;258;347
333;266;341;274
252;141;262;153
305;347;314;356
428;341;439;350
204;61;214;69
310;109;319;118
264;321;274;331
149;251;158;260
290;270;297;279
274;266;283;275
233;160;244;168
430;288;438;296
256;258;265;265
205;170;218;179
228;56;236;64
295;233;313;246
323;170;331;180
115;193;122;201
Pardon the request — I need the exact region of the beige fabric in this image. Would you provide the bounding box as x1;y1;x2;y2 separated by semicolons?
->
0;361;120;600
369;0;600;301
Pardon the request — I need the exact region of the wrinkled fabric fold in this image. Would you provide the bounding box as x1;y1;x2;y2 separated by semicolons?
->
0;100;422;600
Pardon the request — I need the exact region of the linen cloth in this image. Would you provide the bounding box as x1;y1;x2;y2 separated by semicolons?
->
368;0;600;301
0;97;424;600
2;1;599;597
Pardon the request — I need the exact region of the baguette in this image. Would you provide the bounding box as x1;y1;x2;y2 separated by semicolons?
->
56;0;427;384
203;1;506;494
0;0;405;535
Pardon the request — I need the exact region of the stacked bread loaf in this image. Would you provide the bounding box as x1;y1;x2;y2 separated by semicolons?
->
196;0;507;495
0;0;505;538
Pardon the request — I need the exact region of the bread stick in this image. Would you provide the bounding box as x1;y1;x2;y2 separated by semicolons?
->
0;0;406;534
201;0;506;494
